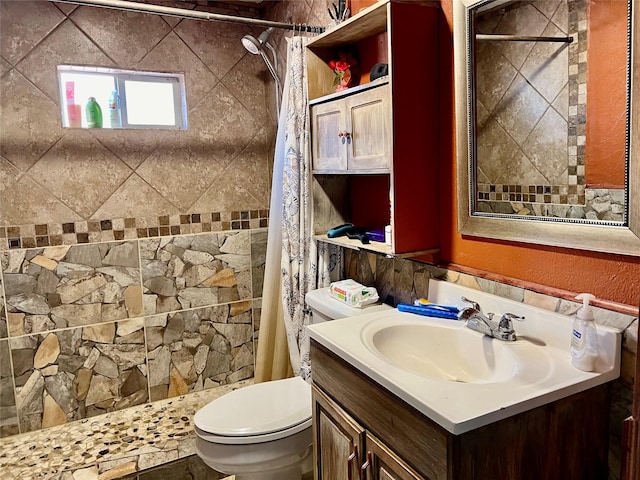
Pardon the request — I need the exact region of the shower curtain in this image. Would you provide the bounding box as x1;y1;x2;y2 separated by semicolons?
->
255;36;341;383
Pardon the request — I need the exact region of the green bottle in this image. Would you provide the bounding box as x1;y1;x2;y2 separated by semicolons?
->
86;97;103;128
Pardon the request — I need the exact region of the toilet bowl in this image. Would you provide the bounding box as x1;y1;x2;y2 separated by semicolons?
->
193;285;392;480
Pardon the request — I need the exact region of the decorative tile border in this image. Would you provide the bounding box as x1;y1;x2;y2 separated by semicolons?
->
477;183;585;205
477;187;625;221
0;209;269;251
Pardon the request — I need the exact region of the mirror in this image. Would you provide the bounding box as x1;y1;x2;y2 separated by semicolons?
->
454;0;639;256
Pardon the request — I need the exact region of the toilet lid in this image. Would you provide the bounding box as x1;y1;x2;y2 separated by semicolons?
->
194;377;311;441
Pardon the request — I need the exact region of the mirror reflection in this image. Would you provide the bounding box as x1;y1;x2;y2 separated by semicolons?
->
470;0;629;224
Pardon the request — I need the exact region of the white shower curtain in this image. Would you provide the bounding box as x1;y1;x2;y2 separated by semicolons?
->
256;36;341;383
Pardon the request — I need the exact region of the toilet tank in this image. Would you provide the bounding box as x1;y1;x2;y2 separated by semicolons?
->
305;286;392;324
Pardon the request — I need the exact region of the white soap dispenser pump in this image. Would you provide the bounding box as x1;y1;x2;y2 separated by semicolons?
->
570;293;598;372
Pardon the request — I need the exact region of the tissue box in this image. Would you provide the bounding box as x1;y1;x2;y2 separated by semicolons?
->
329;279;379;308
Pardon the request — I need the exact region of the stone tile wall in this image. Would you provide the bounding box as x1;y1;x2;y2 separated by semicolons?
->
0;229;267;438
344;249;638;480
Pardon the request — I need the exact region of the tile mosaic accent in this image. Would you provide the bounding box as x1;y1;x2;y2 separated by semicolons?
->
10;318;148;434
2;242;142;335
146;304;254;401
477;187;626;222
140;232;252;315
0;380;251;479
2;210;269;251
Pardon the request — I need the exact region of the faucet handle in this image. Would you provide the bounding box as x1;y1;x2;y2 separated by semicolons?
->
498;313;525;330
461;296;481;311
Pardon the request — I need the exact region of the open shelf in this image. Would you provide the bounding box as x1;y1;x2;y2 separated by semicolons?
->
308;0;388;48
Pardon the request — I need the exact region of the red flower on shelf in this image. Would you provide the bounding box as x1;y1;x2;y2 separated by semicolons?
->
328;51;358;91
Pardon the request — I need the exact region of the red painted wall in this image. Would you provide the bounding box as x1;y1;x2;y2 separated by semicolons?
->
437;1;639;307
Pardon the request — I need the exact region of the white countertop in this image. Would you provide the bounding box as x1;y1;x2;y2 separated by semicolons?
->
308;280;621;435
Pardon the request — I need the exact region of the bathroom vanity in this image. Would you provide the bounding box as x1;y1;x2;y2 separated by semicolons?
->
308;281;622;480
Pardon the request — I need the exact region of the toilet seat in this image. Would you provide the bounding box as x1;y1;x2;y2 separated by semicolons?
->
194;377;312;445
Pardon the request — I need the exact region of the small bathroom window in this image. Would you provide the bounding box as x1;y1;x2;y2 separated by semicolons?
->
57;65;187;130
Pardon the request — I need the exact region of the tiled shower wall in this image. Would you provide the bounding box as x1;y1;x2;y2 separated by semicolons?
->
0;230;267;437
0;0;275;438
344;249;638;480
0;0;275;245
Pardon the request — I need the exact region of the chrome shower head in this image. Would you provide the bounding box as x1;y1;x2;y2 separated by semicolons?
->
241;27;274;55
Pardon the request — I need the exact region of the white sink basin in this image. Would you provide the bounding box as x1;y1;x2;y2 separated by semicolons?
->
308;280;622;435
366;322;518;383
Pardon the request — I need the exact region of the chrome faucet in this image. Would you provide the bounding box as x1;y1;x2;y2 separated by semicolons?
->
457;297;524;341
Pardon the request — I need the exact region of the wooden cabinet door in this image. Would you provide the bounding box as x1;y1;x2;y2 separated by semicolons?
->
362;432;426;480
346;85;390;172
313;385;365;480
311;100;348;172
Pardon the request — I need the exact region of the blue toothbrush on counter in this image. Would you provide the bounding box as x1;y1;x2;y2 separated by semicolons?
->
397;302;460;320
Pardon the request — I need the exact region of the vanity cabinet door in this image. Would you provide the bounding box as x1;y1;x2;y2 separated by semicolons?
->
345;85;390;172
311;101;348;172
362;432;426;480
313;385;365;480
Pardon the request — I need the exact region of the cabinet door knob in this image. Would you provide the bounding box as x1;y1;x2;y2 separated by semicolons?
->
338;131;344;137
347;444;359;480
360;451;372;480
344;131;351;139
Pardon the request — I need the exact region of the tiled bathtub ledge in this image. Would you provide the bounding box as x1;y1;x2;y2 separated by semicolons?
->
0;379;253;479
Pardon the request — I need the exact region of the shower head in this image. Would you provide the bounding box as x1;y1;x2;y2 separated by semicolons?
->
241;27;274;55
241;27;281;114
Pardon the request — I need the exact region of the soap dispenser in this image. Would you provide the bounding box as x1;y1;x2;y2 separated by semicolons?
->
570;293;598;372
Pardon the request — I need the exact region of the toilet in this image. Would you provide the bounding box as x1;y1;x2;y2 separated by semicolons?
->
193;285;392;480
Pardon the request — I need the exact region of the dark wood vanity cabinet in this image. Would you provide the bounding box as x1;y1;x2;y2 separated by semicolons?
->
311;340;612;480
313;385;423;480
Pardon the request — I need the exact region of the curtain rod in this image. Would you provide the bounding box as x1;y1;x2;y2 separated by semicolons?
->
49;0;325;33
476;34;573;43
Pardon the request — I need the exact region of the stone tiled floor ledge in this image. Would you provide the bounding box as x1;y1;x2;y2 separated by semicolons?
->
0;380;252;479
